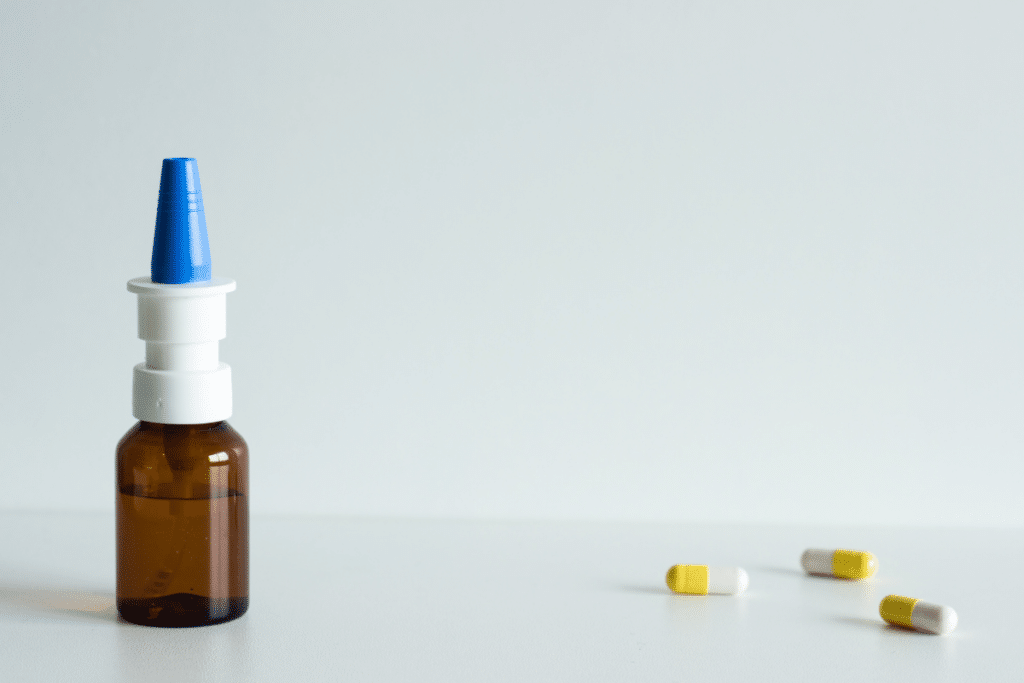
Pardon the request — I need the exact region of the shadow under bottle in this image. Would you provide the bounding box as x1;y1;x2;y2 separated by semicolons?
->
116;420;249;627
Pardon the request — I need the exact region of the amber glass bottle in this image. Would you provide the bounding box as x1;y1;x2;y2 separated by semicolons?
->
116;420;248;627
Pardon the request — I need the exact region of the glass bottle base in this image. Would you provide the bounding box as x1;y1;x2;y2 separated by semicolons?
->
117;594;249;627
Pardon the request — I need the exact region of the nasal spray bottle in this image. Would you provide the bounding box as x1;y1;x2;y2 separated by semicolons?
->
116;158;249;627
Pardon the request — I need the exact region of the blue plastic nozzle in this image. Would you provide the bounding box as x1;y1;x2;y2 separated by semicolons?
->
151;158;212;284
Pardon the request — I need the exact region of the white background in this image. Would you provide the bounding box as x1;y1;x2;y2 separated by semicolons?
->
2;0;1022;525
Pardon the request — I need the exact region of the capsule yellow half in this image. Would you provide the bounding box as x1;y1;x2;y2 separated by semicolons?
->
666;565;709;595
832;550;878;580
880;595;920;629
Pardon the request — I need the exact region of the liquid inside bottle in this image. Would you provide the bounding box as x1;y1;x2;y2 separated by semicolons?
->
116;420;249;627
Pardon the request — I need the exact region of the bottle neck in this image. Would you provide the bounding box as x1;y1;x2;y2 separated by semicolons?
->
145;341;219;371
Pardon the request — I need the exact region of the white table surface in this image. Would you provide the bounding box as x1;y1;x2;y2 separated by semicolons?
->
0;511;1020;682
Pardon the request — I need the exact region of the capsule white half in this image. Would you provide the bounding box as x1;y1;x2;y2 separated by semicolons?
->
708;566;749;595
913;602;958;635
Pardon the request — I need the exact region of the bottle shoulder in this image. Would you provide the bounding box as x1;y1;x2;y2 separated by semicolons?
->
116;420;248;467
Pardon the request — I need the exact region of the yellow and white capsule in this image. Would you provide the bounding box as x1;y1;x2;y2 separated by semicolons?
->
801;548;878;579
665;565;749;595
880;595;958;635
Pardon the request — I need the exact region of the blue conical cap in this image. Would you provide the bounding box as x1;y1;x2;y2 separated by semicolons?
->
151;158;212;284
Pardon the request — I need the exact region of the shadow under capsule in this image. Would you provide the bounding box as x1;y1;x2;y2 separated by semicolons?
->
617;584;672;596
754;565;805;578
832;615;889;631
832;615;952;638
